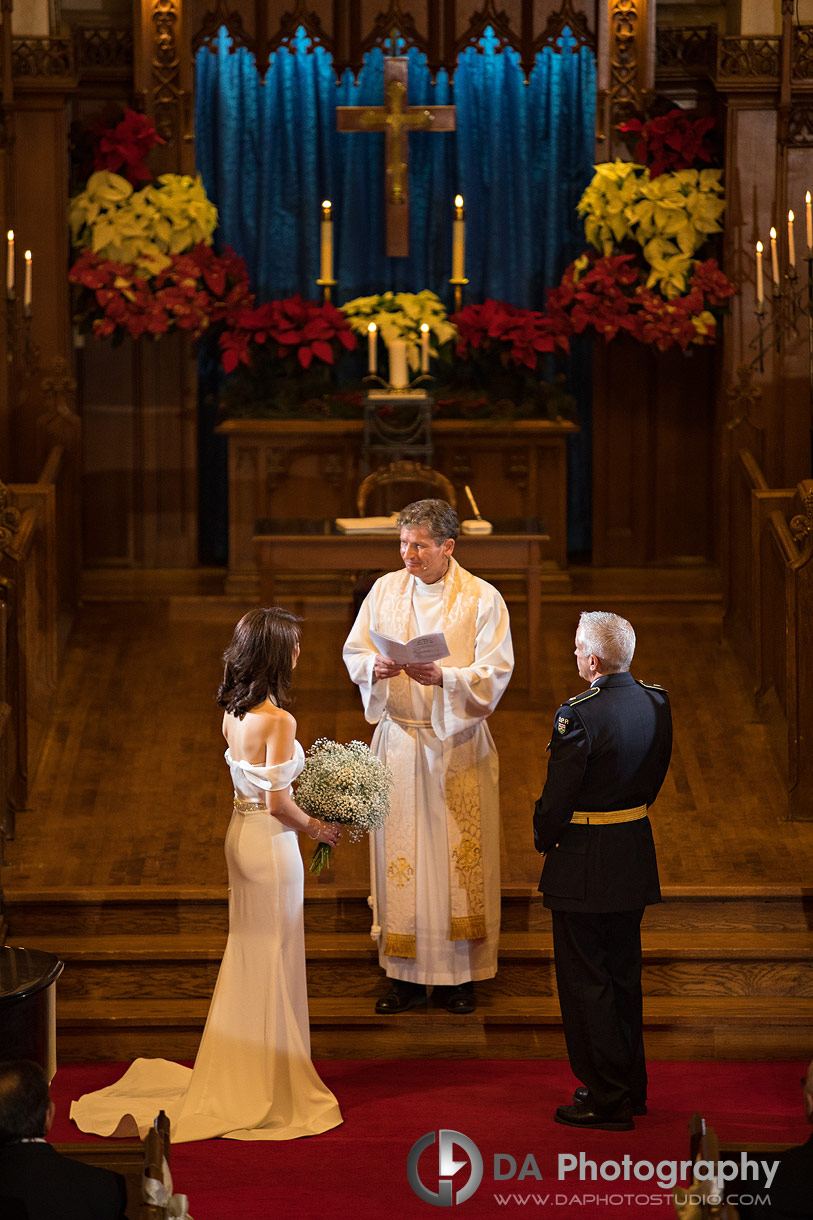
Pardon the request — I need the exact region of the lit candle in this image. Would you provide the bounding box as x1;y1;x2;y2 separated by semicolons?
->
367;322;377;374
806;191;812;250
23;250;31;313
755;240;764;306
320;200;333;282
770;227;779;286
6;230;14;295
420;322;430;373
788;210;796;269
452;195;465;281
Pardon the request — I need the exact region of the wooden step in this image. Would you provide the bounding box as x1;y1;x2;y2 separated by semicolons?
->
23;927;813;1003
55;996;813;1063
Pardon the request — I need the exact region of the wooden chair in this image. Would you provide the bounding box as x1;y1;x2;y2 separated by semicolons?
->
356;460;457;517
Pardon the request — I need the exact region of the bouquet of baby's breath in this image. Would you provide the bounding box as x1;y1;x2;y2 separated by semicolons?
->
295;738;394;874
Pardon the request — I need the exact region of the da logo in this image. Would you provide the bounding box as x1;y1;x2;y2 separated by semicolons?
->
407;1129;484;1207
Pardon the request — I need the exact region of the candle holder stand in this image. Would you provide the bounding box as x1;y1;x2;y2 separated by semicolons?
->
4;288;39;370
317;278;337;304
449;277;468;314
751;250;813;469
360;384;435;476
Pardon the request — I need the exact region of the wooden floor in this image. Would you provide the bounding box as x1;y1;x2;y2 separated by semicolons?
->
4;564;813;893
4;565;813;1061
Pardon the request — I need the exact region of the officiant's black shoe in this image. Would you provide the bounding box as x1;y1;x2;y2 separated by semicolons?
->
375;980;427;1014
432;983;476;1014
574;1086;647;1117
555;1100;634;1132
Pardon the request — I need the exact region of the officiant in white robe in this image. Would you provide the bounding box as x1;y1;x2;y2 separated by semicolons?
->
343;499;514;1014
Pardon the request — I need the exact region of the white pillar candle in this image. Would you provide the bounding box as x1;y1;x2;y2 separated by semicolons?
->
755;240;764;306
770;227;779;285
806;191;812;250
788;210;796;269
367;322;377;374
388;339;408;389
452;195;465;281
23;250;31;312
420;323;430;373
320;200;333;282
6;230;14;294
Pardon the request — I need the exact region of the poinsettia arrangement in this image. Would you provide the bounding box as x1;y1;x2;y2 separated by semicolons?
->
341;290;456;371
451;298;567;369
92;109;165;185
545;253;735;353
619;109;717;179
219;295;356;374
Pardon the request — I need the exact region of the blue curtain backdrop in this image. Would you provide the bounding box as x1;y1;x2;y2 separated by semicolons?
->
195;27;596;562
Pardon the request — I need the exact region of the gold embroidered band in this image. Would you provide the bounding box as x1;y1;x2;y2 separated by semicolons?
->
450;914;486;940
571;805;647;825
233;797;267;814
384;932;417;958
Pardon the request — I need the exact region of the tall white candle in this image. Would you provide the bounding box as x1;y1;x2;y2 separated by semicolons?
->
420;323;430;373
806;191;812;250
755;241;764;306
320;200;333;282
770;227;779;285
452;195;465;281
23;250;31;312
388;339;408;390
788;210;796;269
6;230;14;294
367;322;377;374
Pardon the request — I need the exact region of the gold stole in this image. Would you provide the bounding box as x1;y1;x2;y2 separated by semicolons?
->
377;559;487;958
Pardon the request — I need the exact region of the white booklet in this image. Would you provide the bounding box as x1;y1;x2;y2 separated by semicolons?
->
369;629;450;665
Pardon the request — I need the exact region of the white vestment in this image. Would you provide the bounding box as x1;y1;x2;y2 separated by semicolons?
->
343;558;514;985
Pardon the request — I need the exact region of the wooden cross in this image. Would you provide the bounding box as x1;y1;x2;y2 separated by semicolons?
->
337;57;456;258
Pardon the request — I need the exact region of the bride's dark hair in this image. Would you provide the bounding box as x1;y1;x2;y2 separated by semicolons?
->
217;607;302;718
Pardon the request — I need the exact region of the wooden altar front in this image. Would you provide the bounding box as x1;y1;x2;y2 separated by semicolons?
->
216;417;578;598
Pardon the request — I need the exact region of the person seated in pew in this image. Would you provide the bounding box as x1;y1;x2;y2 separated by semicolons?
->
0;1060;129;1220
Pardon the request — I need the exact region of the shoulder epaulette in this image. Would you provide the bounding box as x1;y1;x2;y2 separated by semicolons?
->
636;679;668;692
566;686;601;706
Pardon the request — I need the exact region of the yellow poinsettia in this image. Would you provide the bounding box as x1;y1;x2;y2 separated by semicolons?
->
577;161;726;295
341;290;457;370
68;171;218;277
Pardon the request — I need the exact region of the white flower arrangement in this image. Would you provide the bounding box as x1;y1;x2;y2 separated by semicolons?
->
295;738;393;873
340;289;458;371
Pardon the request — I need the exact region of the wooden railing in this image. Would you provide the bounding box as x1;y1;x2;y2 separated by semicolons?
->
723;370;813;820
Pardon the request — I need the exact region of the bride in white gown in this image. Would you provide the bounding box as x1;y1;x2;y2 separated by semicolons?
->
71;607;343;1142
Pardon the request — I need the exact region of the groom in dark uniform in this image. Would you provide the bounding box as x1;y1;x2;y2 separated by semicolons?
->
533;610;672;1132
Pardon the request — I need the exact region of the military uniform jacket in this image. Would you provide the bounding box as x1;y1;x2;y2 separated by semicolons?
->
533;671;672;913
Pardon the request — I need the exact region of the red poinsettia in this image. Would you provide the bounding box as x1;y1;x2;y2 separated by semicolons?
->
451;298;567;371
92;109;165;185
619;109;717;178
545;253;736;354
219;295;357;374
70;244;255;345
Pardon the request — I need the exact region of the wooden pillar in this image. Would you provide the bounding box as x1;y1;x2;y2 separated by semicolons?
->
599;0;655;159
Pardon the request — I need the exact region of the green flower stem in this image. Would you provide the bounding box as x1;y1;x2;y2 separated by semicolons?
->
309;842;333;874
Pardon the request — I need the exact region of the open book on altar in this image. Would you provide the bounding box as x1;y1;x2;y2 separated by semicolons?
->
369;629;450;665
335;515;400;535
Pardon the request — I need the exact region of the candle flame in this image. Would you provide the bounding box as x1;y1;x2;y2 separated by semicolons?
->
789;210;795;223
368;322;376;333
322;200;331;209
454;195;464;208
6;230;12;241
24;250;31;262
770;227;777;239
756;241;763;253
420;323;429;332
807;191;811;204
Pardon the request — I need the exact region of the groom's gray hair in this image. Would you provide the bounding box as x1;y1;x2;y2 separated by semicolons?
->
577;611;636;673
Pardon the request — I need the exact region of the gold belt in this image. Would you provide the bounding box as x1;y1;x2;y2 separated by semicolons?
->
385;713;433;728
233;797;267;814
571;805;647;825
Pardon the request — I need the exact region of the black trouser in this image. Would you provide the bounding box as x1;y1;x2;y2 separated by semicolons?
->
551;908;647;1113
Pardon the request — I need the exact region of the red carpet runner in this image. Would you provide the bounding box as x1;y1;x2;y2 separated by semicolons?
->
50;1058;808;1219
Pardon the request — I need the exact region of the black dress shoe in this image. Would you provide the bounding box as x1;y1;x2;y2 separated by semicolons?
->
555;1100;634;1131
375;980;427;1014
573;1086;647;1117
432;983;476;1014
